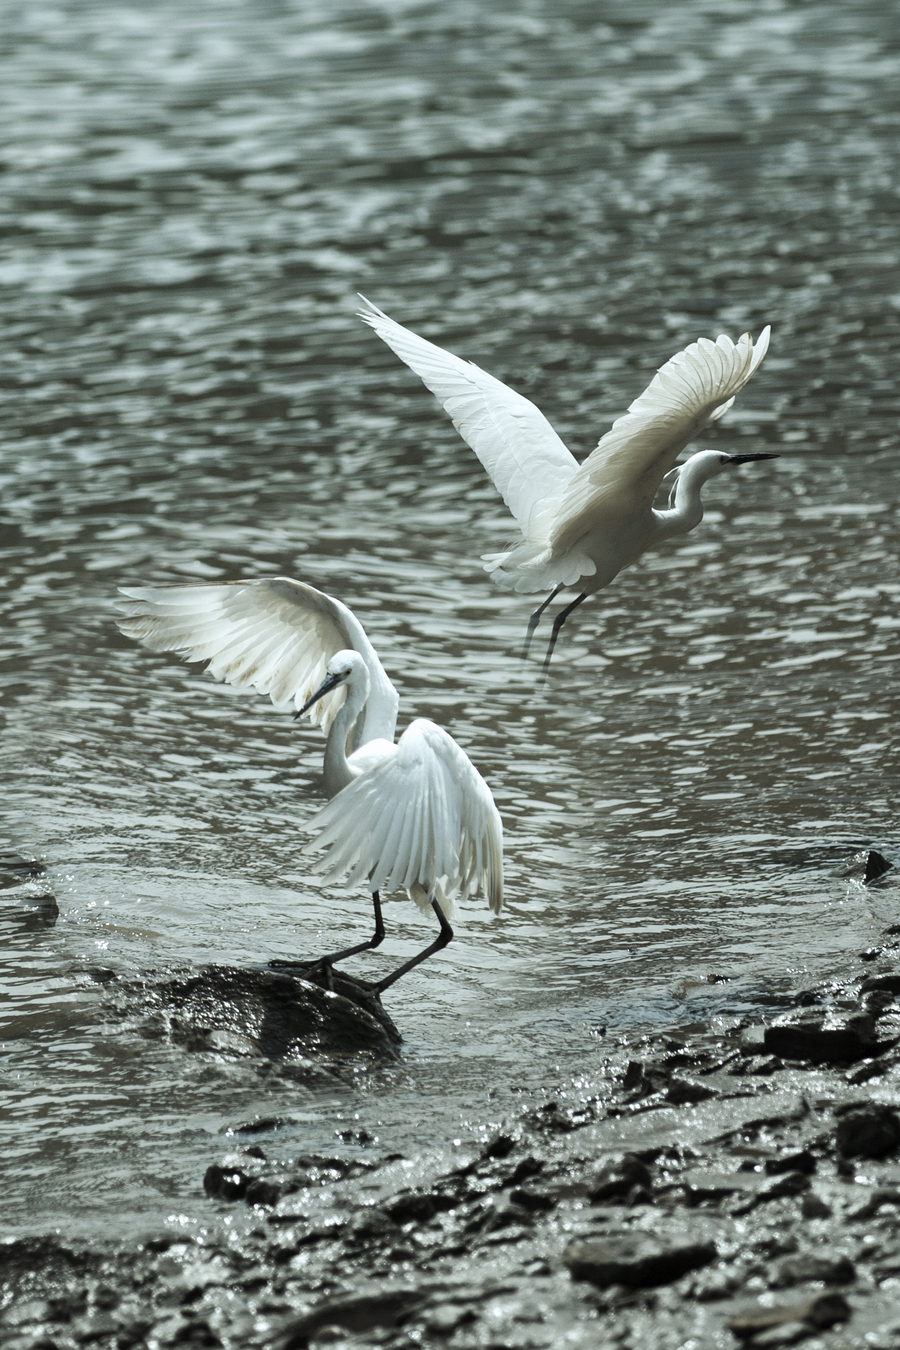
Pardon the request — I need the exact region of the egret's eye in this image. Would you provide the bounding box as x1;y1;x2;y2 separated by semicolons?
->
719;455;730;464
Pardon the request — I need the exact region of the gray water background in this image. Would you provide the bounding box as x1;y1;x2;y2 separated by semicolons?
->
1;0;899;1238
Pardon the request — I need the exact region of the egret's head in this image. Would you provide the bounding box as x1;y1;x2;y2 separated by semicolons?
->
684;448;778;479
295;649;365;719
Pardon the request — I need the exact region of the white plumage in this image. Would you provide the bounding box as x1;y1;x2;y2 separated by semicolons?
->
117;577;502;990
359;298;774;670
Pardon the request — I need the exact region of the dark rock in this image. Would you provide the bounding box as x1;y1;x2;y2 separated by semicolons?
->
111;965;401;1061
509;1186;555;1212
244;1178;282;1207
482;1133;516;1159
622;1060;644;1090
204;1163;250;1202
234;1117;298;1134
764;1023;871;1064
832;849;892;883
835;1102;900;1159
589;1154;653;1203
865;850;893;883
728;1292;850;1340
564;1236;716;1288
765;1150;816;1176
665;1079;717;1105
384;1192;439;1224
775;1253;856;1286
505;1156;544;1187
276;1288;430;1348
801;1192;832;1219
860;973;900;996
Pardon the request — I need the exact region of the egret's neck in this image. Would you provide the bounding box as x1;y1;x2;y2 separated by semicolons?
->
323;673;369;798
652;454;714;540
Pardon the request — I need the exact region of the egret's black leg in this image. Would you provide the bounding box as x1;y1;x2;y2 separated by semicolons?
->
522;584;564;660
539;591;589;684
373;899;453;994
269;891;385;974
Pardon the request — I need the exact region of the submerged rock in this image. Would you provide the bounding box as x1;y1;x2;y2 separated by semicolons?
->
110;964;401;1061
728;1291;851;1340
834;1101;900;1159
564;1235;716;1288
0;851;58;928
276;1288;430;1348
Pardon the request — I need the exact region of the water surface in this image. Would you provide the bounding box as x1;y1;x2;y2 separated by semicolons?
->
1;0;899;1237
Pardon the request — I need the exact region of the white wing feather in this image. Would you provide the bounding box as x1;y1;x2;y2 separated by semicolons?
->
305;719;503;919
359;297;579;537
549;327;770;554
116;577;398;740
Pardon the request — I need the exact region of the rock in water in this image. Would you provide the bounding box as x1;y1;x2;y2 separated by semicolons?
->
113;965;401;1061
0;851;58;928
564;1235;716;1288
831;848;893;883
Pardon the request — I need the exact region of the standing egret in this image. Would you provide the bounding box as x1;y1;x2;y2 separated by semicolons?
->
117;578;503;992
359;299;776;675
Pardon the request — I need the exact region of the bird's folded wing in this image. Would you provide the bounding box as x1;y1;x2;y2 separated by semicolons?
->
359;297;578;537
549;327;770;553
117;577;367;734
306;719;503;915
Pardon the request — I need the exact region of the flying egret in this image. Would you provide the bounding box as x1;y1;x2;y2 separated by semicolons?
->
116;577;503;992
359;299;776;674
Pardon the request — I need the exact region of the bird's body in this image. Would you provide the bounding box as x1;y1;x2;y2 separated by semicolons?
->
359;299;775;668
117;577;502;989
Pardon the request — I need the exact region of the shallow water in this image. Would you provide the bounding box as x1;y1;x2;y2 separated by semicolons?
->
1;0;899;1238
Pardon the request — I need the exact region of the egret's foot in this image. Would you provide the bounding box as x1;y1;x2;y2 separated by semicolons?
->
268;955;335;989
268;893;386;984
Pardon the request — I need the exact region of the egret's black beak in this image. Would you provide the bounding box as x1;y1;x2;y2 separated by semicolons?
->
726;453;780;465
294;671;344;720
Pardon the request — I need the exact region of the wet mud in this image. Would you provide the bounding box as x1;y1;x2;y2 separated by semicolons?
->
5;919;900;1349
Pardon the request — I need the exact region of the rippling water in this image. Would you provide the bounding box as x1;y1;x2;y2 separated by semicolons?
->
2;0;899;1237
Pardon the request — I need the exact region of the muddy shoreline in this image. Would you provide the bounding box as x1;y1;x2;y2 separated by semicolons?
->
5;906;900;1349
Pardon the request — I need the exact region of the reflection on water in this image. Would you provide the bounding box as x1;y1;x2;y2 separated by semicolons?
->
1;0;899;1236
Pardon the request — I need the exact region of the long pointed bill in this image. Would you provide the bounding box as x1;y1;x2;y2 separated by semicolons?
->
726;453;780;464
294;670;344;720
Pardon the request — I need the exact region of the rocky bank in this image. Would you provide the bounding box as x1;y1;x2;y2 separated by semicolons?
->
4;912;900;1349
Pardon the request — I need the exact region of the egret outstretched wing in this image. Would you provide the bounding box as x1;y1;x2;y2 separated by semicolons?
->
305;718;503;918
117;577;398;739
359;297;579;537
549;327;770;555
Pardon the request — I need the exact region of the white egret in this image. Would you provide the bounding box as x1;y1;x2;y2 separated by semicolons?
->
359;299;776;674
116;577;503;992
